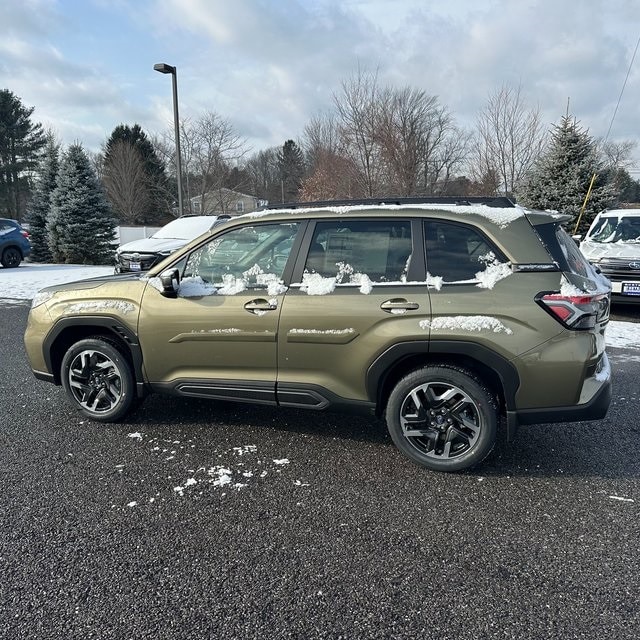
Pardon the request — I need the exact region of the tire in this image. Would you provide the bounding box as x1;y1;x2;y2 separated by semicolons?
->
1;247;22;268
61;337;136;422
385;365;497;472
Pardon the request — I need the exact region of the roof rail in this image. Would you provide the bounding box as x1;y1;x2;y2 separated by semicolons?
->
265;196;516;210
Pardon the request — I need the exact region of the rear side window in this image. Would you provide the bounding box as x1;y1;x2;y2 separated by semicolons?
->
424;220;504;282
537;223;591;278
0;220;17;235
304;220;412;283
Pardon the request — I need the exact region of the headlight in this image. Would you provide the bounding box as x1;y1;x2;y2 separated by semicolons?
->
158;249;174;256
31;290;54;309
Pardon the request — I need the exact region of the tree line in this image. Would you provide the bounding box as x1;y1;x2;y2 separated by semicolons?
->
1;72;639;263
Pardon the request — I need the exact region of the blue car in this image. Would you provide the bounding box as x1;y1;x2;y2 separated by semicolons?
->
0;218;31;268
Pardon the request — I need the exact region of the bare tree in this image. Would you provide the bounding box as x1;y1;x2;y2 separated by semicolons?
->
244;147;281;202
333;68;384;197
102;141;153;225
301;112;360;200
471;84;546;196
375;87;471;195
186;112;247;213
599;139;637;170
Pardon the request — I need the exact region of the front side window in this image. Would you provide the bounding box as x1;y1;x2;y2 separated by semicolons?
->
424;221;504;283
302;220;412;287
183;223;299;293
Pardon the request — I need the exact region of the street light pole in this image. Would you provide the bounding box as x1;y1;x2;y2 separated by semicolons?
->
154;62;184;217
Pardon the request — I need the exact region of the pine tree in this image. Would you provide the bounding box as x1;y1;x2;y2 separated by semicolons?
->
277;140;305;202
48;144;115;264
0;89;46;220
522;116;616;233
26;134;59;262
103;123;170;224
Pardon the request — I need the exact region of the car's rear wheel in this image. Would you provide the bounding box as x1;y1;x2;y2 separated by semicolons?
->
386;365;497;472
61;337;136;422
1;247;22;268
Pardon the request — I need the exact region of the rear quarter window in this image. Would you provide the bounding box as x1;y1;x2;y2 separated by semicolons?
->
536;223;591;278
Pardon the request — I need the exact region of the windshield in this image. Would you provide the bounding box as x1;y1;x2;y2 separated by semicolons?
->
152;217;215;240
587;216;640;243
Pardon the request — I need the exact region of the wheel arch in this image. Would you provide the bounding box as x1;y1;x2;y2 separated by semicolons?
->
44;316;145;395
368;340;520;417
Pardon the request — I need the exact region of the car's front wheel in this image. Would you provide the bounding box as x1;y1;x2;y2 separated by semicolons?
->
1;247;22;268
386;365;497;472
61;337;136;422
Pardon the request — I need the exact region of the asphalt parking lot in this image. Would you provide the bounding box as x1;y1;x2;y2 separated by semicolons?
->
1;302;639;640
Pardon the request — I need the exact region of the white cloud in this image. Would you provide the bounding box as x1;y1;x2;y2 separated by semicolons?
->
0;0;638;171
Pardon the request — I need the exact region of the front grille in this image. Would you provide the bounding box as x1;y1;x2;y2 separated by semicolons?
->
117;253;160;271
598;258;640;282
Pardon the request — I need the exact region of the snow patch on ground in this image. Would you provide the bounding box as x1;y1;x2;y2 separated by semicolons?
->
119;435;307;507
607;320;640;350
0;263;113;300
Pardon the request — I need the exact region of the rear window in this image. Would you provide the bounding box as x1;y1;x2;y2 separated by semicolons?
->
536;222;591;277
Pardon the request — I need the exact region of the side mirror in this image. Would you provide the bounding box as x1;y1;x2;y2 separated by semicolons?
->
159;268;180;298
571;234;582;246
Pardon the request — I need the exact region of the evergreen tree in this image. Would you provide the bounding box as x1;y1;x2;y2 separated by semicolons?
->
26;134;59;262
277;140;305;202
522;116;616;233
48;144;115;264
0;89;46;220
103;123;169;224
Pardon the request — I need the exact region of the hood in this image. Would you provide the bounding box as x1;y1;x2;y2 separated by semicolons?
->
41;271;145;294
116;236;187;254
580;240;640;261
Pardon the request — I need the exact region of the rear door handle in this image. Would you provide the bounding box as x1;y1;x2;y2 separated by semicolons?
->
380;298;420;312
244;298;278;314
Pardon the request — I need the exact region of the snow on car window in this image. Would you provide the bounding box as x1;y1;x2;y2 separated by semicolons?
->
475;253;512;289
178;276;217;298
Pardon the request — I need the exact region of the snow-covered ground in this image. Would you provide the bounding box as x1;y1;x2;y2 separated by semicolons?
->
0;263;113;301
1;263;638;351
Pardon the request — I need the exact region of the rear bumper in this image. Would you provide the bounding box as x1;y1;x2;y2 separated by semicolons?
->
512;375;611;426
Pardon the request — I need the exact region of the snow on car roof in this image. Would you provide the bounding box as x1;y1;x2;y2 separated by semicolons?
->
246;203;527;228
597;209;640;217
152;216;217;239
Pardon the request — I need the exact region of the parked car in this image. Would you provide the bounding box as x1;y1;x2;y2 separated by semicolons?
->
24;197;612;472
579;209;640;303
114;215;222;273
0;218;31;268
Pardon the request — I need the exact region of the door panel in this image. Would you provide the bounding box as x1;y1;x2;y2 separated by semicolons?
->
138;221;300;395
277;218;431;404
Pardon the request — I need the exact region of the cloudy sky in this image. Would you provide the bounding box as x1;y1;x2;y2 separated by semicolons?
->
2;0;639;172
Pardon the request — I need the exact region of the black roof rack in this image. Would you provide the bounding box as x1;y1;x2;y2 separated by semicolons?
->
265;196;516;210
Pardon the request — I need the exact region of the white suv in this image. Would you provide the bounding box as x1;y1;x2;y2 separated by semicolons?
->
115;215;221;273
579;209;640;303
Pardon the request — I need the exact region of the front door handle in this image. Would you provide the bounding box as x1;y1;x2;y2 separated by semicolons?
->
380;298;420;313
244;298;278;314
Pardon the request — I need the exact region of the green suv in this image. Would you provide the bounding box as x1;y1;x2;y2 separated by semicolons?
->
24;198;612;472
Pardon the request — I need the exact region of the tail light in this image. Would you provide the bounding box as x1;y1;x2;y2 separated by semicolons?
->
536;292;608;330
21;229;30;239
